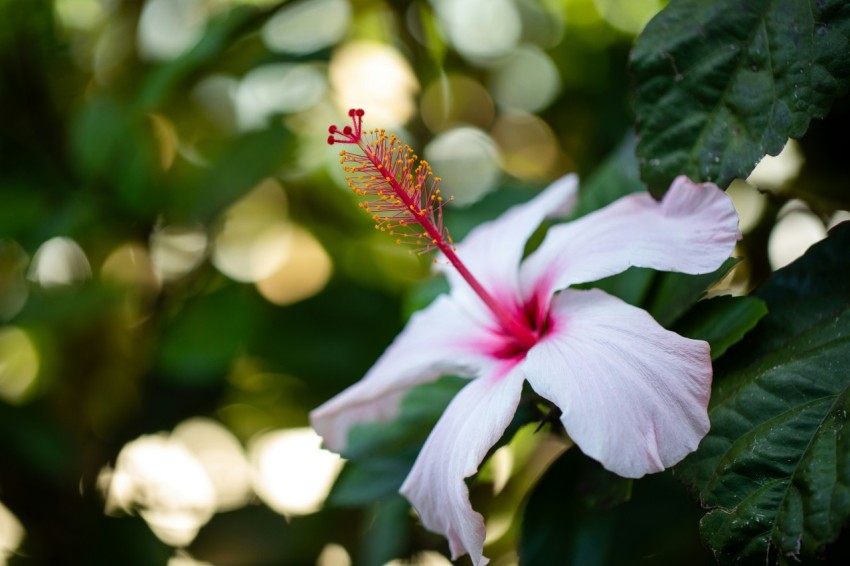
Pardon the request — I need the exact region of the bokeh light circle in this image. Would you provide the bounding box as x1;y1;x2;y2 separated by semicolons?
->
491;112;560;181
249;428;343;517
420;74;495;133
262;0;352;55
171;417;253;512
103;434;216;547
255;226;333;306
28;237;91;288
490;44;561;113
212;179;293;284
329;41;419;127
0;326;40;405
424;127;501;206
236;64;328;131
137;0;206;62
768;204;826;270
433;0;521;61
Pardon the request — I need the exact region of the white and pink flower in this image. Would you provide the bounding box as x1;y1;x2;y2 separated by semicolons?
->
313;110;740;565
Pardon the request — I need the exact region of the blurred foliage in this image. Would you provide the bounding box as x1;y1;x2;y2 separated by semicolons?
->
0;0;848;564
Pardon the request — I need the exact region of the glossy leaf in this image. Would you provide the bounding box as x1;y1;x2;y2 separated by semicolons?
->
672;295;768;360
676;222;850;563
632;0;850;195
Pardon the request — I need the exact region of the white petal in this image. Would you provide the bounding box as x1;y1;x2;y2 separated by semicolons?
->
310;295;496;453
400;365;525;566
520;176;740;302
523;289;711;478
439;174;577;314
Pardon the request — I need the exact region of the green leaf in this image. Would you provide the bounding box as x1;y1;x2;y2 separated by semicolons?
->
646;257;739;327
520;450;712;565
632;0;850;196
672;295;768;360
327;377;466;506
675;222;850;563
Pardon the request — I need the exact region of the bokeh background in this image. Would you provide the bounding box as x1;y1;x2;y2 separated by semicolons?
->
1;0;847;564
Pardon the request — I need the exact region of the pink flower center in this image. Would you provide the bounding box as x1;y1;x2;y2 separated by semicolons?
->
329;109;541;351
490;294;551;360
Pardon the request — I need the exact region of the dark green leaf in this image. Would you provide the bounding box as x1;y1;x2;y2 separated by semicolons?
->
520;450;712;566
632;0;850;195
675;222;850;563
672;295;768;360
646;257;739;327
575;267;656;307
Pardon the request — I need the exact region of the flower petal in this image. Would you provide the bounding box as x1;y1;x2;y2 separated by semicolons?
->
439;174;578;312
400;365;525;566
520;176;740;302
523;288;711;478
310;295;495;453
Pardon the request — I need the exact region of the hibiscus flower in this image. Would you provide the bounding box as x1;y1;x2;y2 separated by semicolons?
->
312;109;740;565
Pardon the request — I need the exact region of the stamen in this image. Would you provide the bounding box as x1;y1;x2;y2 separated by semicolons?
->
328;109;538;350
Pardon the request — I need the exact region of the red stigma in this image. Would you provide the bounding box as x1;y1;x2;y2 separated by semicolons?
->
327;109;365;145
